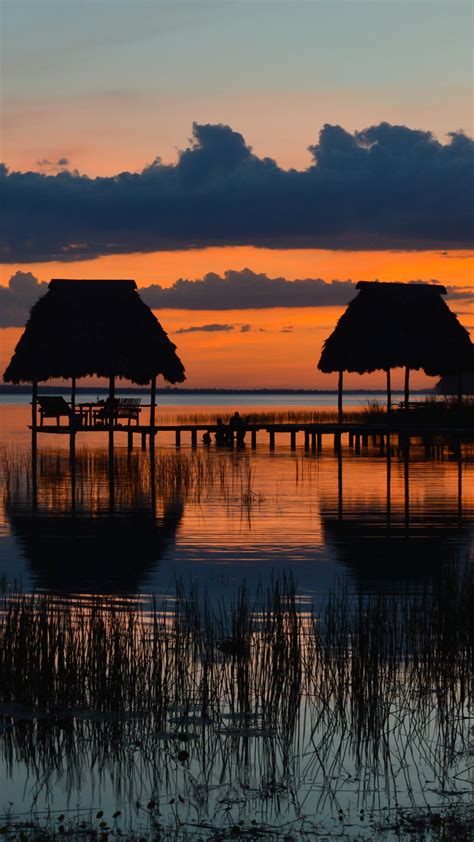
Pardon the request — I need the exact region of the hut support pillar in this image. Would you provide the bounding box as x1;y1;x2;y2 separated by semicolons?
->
70;376;77;510
251;430;257;449
31;381;38;509
108;376;115;509
149;375;156;454
338;370;343;424
386;369;391;414
404;366;410;411
70;376;76;465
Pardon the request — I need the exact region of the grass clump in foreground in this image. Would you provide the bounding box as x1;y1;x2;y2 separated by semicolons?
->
0;569;472;840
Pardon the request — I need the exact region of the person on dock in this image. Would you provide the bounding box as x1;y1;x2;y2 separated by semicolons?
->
229;411;247;447
202;430;211;446
215;418;228;447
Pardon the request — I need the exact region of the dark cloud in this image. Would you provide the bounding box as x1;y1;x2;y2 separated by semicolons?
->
0;271;49;327
445;285;474;301
175;323;235;334
1;121;473;262
36;158;70;172
140;270;357;310
2;270;471;328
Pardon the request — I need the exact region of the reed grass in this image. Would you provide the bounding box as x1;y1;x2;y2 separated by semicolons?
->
0;569;472;835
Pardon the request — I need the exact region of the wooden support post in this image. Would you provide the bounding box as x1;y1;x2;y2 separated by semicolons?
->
108;375;115;457
386;368;391;415
317;433;322;452
304;431;310;451
338;370;343;424
175;429;181;448
386;434;391;529
372;433;377;446
355;434;360;454
362;433;368;447
141;432;147;451
404;366;410;411
269;430;275;451
108;375;115;512
31;380;38;509
311;432;316;452
348;432;354;447
334;432;341;452
70;376;76;466
128;430;133;452
251;429;257;449
290;431;296;451
379;434;385;455
149;375;156;455
191;429;197;449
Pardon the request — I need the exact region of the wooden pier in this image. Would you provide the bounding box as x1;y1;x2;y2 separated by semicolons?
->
32;419;473;455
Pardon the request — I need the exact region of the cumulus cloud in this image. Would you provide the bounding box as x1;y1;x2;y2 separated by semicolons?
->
1;121;473;262
175;323;235;334
1;270;472;328
36;157;70;172
140;270;357;310
0;271;49;327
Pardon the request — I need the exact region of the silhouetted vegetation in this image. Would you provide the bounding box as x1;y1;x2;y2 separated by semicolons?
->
0;570;472;839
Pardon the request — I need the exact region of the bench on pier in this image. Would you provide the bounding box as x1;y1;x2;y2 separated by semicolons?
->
38;396;79;427
116;398;141;424
394;401;422;412
93;397;141;425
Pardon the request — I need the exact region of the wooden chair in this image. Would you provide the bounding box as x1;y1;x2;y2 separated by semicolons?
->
116;398;142;424
38;396;75;427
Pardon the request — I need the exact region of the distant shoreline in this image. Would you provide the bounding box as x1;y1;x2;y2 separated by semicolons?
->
0;385;433;396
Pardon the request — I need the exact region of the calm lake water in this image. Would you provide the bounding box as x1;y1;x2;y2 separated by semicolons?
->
0;396;472;839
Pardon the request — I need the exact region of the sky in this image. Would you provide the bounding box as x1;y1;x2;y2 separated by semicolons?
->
1;0;473;389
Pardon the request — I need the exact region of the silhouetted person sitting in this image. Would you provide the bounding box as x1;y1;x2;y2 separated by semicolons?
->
229;411;247;447
215;418;227;447
202;430;211;446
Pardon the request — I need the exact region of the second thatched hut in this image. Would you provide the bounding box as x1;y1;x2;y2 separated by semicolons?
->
318;281;474;418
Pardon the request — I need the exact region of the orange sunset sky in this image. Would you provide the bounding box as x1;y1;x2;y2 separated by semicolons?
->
2;247;473;390
1;1;473;390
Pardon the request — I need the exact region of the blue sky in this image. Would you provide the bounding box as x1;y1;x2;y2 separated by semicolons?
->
2;0;472;173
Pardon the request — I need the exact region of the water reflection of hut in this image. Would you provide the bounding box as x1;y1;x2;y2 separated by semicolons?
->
320;450;471;590
318;282;474;419
3;279;185;455
6;500;184;593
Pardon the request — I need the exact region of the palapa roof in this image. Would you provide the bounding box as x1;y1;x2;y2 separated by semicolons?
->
3;279;186;385
436;373;474;395
318;281;474;376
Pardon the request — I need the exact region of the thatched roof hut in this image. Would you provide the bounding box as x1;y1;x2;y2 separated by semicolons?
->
3;279;185;385
436;372;474;395
318;281;473;377
318;281;473;416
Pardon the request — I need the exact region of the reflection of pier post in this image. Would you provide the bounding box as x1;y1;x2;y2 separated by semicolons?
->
404;449;409;531
386;434;391;530
337;447;343;521
31;380;38;511
457;450;462;521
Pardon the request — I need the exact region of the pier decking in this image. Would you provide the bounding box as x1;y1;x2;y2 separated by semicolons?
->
32;418;473;454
